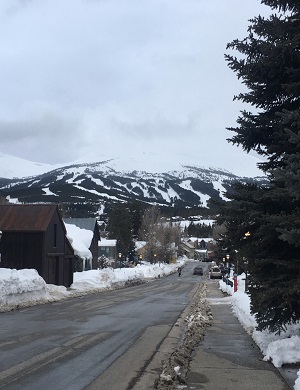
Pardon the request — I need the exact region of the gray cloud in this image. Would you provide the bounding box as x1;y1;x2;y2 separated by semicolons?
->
0;112;83;163
0;0;270;172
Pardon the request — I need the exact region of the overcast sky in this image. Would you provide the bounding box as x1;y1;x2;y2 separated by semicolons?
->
0;0;271;175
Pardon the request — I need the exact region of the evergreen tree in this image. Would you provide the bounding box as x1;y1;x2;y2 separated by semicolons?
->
107;203;134;259
187;222;195;236
225;3;300;171
273;109;300;246
128;201;144;239
187;221;213;237
222;0;300;332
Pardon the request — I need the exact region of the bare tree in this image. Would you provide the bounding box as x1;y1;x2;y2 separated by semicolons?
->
139;206;181;263
0;193;9;205
139;206;160;262
156;222;181;263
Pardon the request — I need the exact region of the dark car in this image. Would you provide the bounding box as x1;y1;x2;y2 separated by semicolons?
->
193;266;204;275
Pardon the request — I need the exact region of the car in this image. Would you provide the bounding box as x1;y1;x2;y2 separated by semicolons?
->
193;266;204;275
210;266;222;279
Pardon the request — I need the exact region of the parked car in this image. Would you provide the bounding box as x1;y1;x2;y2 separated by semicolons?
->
193;266;204;275
210;266;222;279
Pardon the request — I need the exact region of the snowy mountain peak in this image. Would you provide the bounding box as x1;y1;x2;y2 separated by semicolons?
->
0;152;60;179
0;151;265;180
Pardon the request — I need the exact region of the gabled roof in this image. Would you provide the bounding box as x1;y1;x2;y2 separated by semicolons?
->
181;241;195;249
63;218;97;232
0;204;61;231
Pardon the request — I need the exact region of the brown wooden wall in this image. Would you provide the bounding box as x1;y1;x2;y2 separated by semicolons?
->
43;211;73;286
0;209;74;287
1;232;44;272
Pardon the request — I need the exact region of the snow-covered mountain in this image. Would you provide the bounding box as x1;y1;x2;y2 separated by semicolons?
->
0;152;267;217
0;151;265;179
0;152;64;179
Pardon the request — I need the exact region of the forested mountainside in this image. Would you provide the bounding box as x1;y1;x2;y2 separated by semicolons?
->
0;159;268;218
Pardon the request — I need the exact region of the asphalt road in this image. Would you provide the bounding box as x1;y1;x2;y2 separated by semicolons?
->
0;261;208;390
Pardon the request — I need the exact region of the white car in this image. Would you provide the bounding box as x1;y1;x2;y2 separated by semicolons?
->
210;266;222;279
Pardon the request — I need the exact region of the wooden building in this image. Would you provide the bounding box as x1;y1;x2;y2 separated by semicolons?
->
0;204;74;287
180;241;196;259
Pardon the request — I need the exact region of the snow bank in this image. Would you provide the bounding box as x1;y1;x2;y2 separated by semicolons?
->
295;371;300;390
71;268;119;291
0;268;50;308
263;336;300;368
0;259;186;312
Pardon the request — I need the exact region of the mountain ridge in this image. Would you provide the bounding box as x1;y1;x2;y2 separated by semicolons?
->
0;152;268;218
0;151;265;179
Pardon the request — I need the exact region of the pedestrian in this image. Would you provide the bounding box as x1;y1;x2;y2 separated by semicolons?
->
178;267;182;277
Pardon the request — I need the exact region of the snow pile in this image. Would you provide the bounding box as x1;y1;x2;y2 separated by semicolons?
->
0;268;50;308
70;267;145;291
134;262;178;278
0;258;185;312
231;279;256;332
263;336;300;368
219;274;300;389
70;262;179;292
71;268;119;291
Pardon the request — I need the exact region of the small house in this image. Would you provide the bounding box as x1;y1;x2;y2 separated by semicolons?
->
98;238;117;260
98;238;117;268
180;240;195;259
0;204;74;287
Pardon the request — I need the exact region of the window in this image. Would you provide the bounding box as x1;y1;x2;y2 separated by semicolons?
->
53;224;57;247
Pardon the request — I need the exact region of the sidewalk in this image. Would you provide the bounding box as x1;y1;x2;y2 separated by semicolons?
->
186;281;291;390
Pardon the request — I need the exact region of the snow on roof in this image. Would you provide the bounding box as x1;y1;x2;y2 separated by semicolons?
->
135;241;147;250
189;237;215;242
99;239;117;247
64;223;93;259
